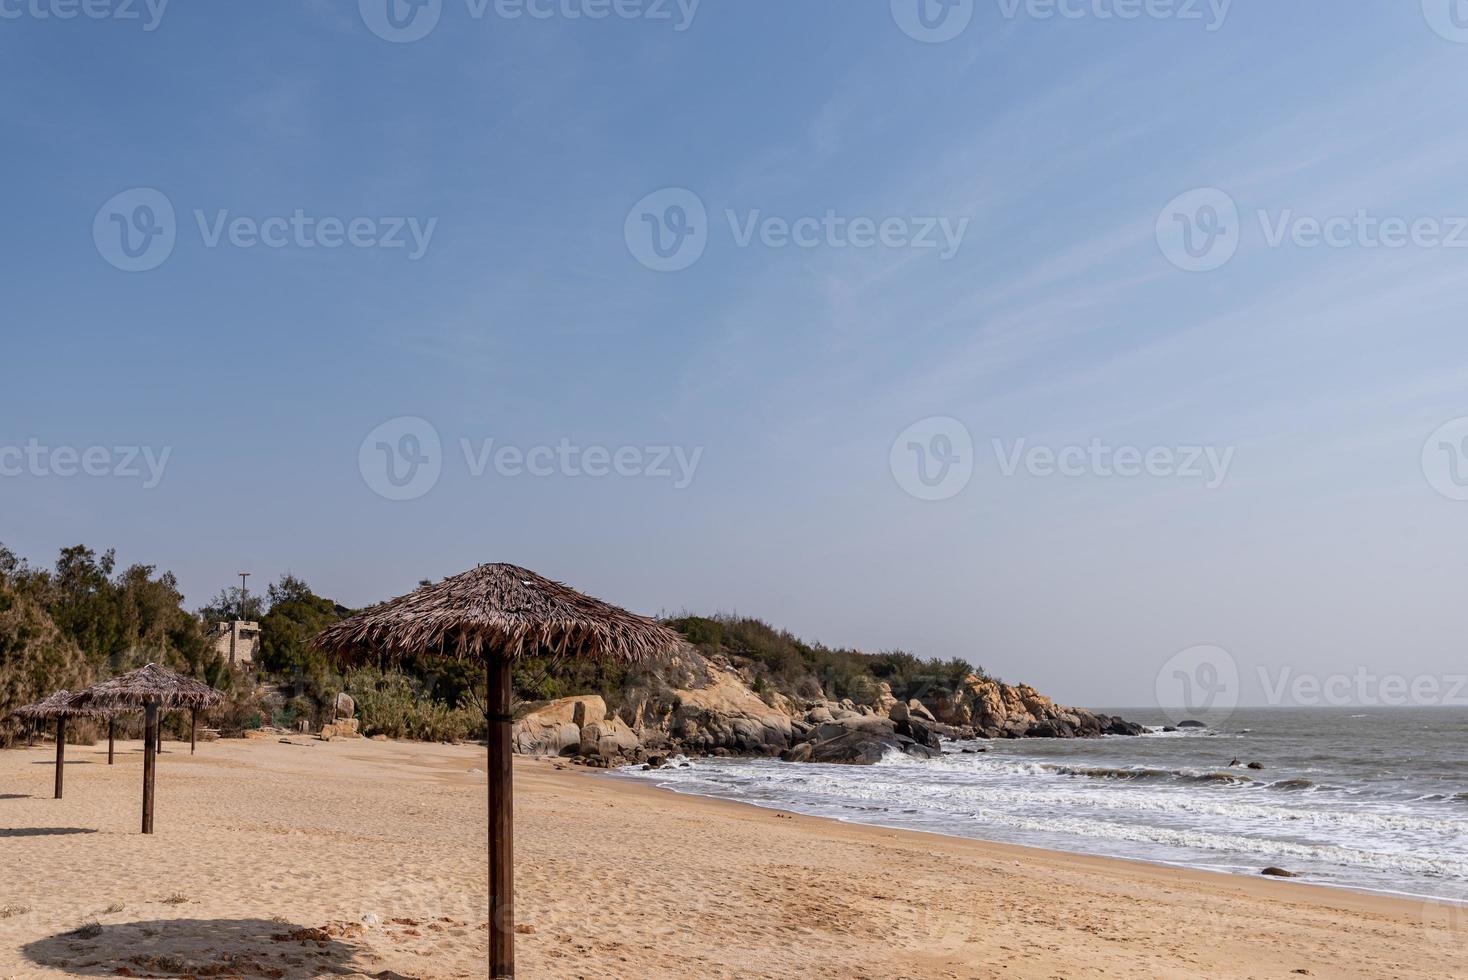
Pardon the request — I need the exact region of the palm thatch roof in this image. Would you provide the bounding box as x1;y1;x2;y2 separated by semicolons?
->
13;690;111;721
312;563;684;663
71;664;224;713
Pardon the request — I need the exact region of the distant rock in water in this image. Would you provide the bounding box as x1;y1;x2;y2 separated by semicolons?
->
1176;720;1207;728
1261;867;1299;878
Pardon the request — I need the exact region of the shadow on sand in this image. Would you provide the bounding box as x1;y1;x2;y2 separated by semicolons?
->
21;917;405;979
0;827;97;838
0;793;29;799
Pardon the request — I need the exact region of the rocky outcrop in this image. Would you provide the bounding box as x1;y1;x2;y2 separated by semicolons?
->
512;695;607;757
617;651;793;757
512;647;1144;766
782;728;940;765
319;718;361;740
933;676;1144;739
579;716;640;760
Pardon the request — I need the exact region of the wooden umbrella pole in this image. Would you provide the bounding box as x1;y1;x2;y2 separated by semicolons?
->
488;656;514;980
54;717;66;799
142;702;158;834
108;718;115;765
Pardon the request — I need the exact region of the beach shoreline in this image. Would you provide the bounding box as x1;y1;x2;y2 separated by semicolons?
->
602;759;1468;910
1;739;1462;979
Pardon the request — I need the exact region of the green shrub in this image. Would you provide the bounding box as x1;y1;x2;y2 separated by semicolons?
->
346;666;484;742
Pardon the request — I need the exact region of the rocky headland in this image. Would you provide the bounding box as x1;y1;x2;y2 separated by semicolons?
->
513;630;1145;767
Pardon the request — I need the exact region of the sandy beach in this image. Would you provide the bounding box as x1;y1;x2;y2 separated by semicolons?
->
1;737;1461;979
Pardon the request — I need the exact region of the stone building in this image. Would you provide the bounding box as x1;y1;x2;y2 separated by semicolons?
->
211;620;261;668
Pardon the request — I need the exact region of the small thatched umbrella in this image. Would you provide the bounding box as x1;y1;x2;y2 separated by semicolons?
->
13;691;111;799
71;664;225;834
311;563;682;980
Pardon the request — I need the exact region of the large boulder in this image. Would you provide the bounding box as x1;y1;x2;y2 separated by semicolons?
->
580;717;641;761
663;668;792;754
334;692;356;720
930;675;1143;740
800;730;939;765
513;695;607;757
893;715;941;749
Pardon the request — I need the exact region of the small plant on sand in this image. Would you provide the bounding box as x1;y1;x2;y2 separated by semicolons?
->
101;902;124;914
162;893;189;905
0;905;30;919
71;919;102;939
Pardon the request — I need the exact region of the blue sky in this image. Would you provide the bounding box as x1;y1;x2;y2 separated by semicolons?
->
4;1;1468;706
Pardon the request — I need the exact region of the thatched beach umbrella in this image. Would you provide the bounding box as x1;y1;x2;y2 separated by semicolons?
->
71;664;224;834
13;691;111;799
311;563;682;980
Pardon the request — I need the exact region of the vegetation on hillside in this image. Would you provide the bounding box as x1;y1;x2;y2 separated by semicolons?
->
667;615;986;705
2;544;989;746
0;543;485;746
513;613;989;713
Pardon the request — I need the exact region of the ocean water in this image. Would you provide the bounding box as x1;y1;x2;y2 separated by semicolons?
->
617;707;1468;904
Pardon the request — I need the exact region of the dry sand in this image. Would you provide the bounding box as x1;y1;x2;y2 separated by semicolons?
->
1;737;1462;979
